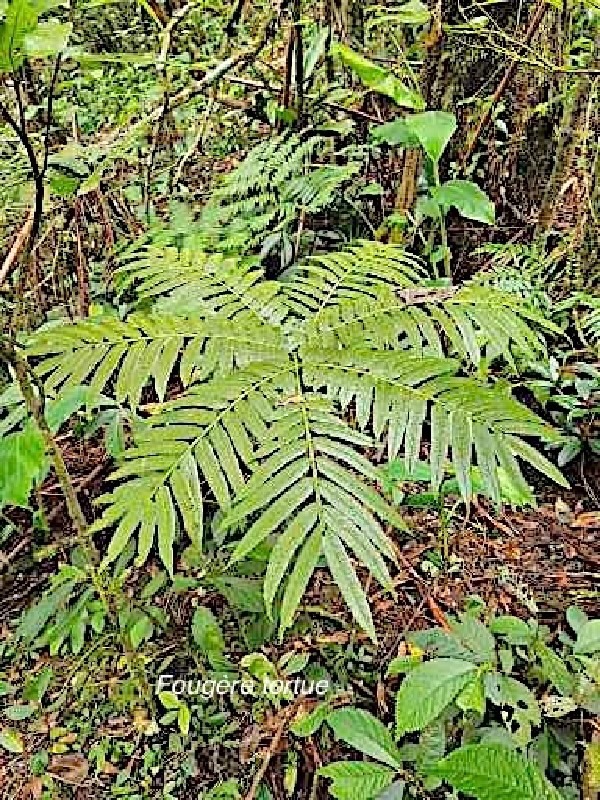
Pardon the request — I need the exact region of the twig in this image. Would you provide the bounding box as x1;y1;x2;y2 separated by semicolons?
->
225;0;246;35
0;51;63;285
145;1;202;216
473;500;518;537
293;0;304;123
42;54;62;174
244;704;299;800
0;101;43;265
0;338;95;561
0;206;35;286
225;75;383;122
73;199;90;317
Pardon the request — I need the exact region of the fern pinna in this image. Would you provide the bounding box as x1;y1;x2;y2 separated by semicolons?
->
22;237;568;641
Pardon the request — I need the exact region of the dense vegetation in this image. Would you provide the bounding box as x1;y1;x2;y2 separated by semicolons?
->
0;0;599;797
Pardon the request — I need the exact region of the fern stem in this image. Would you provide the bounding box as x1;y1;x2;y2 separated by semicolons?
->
3;343;92;551
433;162;451;280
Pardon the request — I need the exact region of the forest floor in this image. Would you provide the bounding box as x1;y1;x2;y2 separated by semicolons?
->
2;437;599;798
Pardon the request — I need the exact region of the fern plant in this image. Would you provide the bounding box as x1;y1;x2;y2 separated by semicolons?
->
579;295;600;352
17;238;568;641
194;131;361;263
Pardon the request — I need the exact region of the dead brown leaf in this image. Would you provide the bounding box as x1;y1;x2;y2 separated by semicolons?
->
48;753;89;783
20;777;43;799
572;512;600;529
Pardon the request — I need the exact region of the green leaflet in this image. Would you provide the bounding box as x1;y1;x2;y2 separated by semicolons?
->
0;730;24;753
429;744;563;800
395;658;478;736
23;19;71;56
371;118;421;149
194;437;230;508
404;111;457;165
100;510;139;570
89;366;286;573
129;613;153;650
323;531;377;643
325;508;394;594
135;505;156;567
264;505;317;617
432;180;495;225
450;410;472;501
156;485;176;577
0;424;46;509
367;0;430;27
372;110;457;166
212;576;264;613
327;708;402;769
279;526;322;637
191;607;225;663
0;0;39;71
290;699;334;737
429;404;449;491
0;386;93;511
375;780;405;800
390;0;429;24
318;761;397;800
170;451;203;551
331;43;425;110
490;616;533;646
573;619;600;654
16;581;77;642
505;435;570;489
472;423;500;504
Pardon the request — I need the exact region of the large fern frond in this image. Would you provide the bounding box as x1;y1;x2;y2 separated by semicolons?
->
302;282;556;367
114;241;287;325
302;346;568;502
28;313;287;406
91;363;295;574
19;228;572;645
220;394;405;641
281;240;427;319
